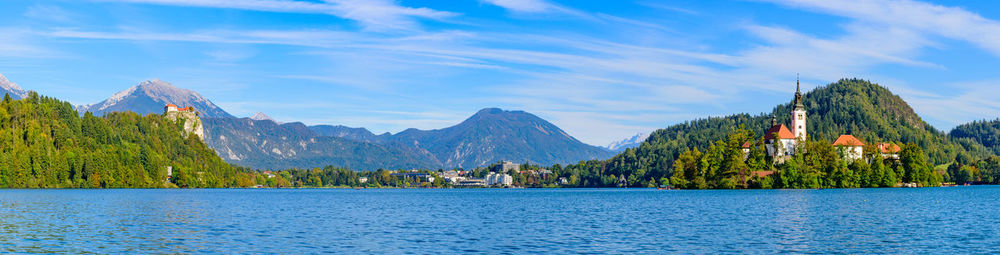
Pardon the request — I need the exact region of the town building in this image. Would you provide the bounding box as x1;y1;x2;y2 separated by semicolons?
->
485;172;513;187
455;179;487;187
390;172;435;183
499;161;520;173
833;135;865;161
440;170;466;184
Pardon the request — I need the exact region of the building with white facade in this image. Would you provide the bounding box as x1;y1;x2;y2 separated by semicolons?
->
485;172;513;187
833;135;865;161
764;79;807;162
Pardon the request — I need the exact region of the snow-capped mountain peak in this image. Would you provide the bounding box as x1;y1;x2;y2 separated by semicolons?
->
250;112;278;123
605;132;650;152
78;79;233;117
0;74;28;99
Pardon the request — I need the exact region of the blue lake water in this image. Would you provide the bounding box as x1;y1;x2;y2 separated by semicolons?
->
1;187;999;254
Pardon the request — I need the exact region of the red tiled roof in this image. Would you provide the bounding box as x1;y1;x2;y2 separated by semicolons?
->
764;124;796;140
752;170;775;178
833;135;865;147
742;142;752;148
878;143;901;154
165;104;178;108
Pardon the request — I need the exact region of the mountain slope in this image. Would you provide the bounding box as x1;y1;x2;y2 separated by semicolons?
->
0;74;28;100
950;119;1000;155
202;117;441;170
387;108;614;167
78;79;232;118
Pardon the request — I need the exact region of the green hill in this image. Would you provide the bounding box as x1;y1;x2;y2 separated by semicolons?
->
950;119;1000;155
576;78;989;188
0;92;254;188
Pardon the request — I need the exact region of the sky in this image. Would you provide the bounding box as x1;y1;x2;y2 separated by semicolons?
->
2;0;1000;147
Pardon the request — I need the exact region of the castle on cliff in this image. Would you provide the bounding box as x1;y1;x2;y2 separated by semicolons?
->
164;104;204;140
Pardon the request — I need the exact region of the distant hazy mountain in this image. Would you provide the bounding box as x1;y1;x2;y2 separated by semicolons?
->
0;74;28;99
606;132;649;152
203;117;441;170
309;125;390;143
386;108;614;168
78;79;233;117
249;112;278;123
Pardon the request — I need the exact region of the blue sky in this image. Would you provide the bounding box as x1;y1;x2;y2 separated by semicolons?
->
2;0;1000;146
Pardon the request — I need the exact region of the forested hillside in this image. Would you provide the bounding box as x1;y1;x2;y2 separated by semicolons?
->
950;119;1000;155
549;79;990;188
0;92;255;188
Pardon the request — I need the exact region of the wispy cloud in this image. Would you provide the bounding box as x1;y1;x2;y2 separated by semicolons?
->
481;0;562;13
96;0;458;31
24;4;77;23
770;0;1000;57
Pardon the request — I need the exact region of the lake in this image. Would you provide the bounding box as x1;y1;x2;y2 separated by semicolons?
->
1;187;998;254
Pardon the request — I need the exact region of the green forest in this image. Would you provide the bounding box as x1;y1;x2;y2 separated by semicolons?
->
0;92;256;188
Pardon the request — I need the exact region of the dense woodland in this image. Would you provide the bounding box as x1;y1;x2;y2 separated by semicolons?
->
0;92;255;188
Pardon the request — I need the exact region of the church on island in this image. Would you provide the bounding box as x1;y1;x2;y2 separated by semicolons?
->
745;78;873;163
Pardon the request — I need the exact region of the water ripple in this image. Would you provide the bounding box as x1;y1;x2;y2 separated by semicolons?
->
0;187;999;253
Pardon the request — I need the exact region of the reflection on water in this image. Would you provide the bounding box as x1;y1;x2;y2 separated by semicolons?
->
1;187;999;253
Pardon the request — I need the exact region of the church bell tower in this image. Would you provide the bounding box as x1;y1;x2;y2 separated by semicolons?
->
791;75;807;140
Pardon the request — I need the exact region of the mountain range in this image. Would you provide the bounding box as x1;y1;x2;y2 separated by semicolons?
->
201;117;440;170
47;77;612;170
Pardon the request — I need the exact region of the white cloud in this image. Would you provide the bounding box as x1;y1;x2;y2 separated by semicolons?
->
24;4;76;23
97;0;458;31
770;0;1000;57
901;81;1000;128
481;0;558;13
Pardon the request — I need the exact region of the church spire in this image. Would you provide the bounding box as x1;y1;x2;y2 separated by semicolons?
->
793;74;804;110
796;73;800;94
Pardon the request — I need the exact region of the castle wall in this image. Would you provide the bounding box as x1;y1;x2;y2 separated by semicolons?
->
166;111;204;141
